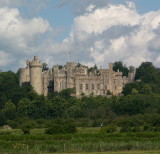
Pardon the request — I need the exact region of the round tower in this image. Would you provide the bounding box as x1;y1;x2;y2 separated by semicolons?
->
19;68;27;86
19;60;30;86
29;56;43;95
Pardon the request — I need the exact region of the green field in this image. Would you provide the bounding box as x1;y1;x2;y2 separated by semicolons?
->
54;152;160;154
0;128;160;153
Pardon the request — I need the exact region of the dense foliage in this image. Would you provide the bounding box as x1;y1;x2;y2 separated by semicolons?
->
0;62;160;131
113;61;129;76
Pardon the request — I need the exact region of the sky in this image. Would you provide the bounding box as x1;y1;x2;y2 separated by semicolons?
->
0;0;160;71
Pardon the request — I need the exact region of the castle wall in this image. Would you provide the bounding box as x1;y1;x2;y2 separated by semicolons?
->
29;56;43;95
19;56;135;96
19;61;30;86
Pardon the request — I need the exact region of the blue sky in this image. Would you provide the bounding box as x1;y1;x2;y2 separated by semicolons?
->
0;0;160;71
14;0;160;42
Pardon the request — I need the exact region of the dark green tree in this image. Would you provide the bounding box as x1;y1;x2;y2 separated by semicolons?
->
42;63;49;71
2;100;16;120
17;98;31;117
113;61;129;76
135;62;157;83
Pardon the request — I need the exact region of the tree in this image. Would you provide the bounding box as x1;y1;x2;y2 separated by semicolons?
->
140;84;152;95
0;112;6;126
59;88;75;99
123;82;142;95
113;61;129;76
135;62;157;83
2;100;16;120
42;63;49;71
29;96;47;119
17;98;31;117
131;88;138;94
88;64;98;74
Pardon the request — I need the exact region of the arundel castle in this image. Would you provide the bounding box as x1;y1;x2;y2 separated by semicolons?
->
19;56;135;96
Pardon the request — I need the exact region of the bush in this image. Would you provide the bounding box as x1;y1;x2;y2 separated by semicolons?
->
154;126;160;132
22;126;30;135
64;123;77;133
45;124;63;134
120;126;132;132
45;123;77;135
100;125;117;133
47;146;57;152
143;125;154;132
132;127;142;132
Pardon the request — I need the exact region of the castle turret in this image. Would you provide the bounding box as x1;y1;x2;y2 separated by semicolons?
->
29;56;43;95
19;60;30;86
128;67;136;83
108;63;114;93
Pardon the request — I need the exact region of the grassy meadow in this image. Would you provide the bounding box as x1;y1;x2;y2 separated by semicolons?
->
0;127;160;153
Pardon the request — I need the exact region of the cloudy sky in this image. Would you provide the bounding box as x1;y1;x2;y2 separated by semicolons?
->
0;0;160;71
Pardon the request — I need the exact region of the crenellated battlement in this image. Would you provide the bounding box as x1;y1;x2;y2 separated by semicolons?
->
19;68;27;72
29;56;42;67
29;61;42;67
19;56;135;96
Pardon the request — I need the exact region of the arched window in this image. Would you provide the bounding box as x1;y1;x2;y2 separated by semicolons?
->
80;84;83;90
86;84;88;90
60;82;62;90
97;84;100;89
92;84;94;90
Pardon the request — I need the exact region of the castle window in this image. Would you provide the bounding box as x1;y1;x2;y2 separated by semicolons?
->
92;84;94;90
97;84;100;89
60;82;62;90
86;84;88;90
80;84;83;90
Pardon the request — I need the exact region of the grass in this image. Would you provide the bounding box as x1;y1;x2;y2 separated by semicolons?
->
0;128;160;153
77;127;101;134
52;151;160;154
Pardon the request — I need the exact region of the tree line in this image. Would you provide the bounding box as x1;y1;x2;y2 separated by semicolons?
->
0;61;160;130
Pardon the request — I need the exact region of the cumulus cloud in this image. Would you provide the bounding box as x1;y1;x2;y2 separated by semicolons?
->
0;0;25;7
1;1;160;71
57;0;111;15
0;50;14;67
61;2;160;68
0;7;51;70
0;0;50;17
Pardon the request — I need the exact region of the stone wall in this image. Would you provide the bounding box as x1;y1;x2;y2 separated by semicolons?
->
19;56;135;96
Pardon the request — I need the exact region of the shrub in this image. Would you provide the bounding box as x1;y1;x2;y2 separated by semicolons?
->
132;127;142;132
154;126;160;132
47;146;57;152
120;126;132;132
143;125;154;132
100;125;117;133
64;123;77;133
21;125;30;135
45;123;77;135
45;124;63;134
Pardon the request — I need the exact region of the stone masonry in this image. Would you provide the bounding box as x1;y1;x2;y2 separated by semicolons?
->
19;56;135;96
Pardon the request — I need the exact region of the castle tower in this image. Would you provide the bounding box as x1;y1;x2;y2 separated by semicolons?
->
128;67;136;83
19;60;30;86
108;63;114;93
29;56;43;95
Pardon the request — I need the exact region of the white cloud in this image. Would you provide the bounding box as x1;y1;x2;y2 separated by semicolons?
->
0;50;14;67
62;2;160;68
86;4;96;12
1;1;160;71
0;0;25;7
0;8;50;39
0;7;51;70
126;1;136;10
72;4;140;36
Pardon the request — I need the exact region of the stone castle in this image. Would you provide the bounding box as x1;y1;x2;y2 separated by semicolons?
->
19;56;135;96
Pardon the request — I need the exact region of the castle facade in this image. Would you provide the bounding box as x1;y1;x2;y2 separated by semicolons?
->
19;56;135;96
